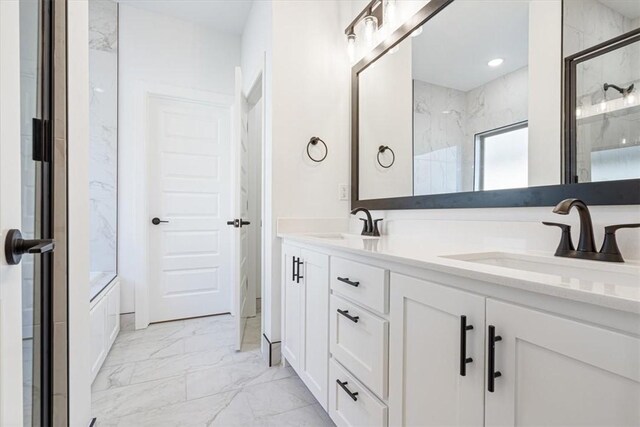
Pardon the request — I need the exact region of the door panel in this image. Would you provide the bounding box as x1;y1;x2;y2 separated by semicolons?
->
148;95;231;322
485;299;640;426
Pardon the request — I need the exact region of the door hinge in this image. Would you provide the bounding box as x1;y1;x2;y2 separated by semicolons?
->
32;118;51;162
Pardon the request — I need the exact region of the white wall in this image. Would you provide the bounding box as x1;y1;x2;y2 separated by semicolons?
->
118;5;241;316
359;38;413;200
268;0;352;344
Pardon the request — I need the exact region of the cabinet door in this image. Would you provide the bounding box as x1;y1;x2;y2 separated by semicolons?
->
300;249;330;409
282;245;302;371
90;298;107;381
485;299;640;426
389;273;485;427
106;282;121;346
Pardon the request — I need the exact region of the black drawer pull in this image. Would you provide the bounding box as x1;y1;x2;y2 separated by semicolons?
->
336;380;359;401
459;315;474;376
337;309;359;323
487;325;502;392
295;258;304;283
337;277;360;287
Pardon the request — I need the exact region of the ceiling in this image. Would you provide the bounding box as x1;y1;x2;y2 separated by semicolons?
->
116;0;253;35
599;0;640;19
410;0;530;92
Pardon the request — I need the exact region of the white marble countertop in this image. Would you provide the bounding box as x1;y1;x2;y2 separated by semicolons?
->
280;232;640;314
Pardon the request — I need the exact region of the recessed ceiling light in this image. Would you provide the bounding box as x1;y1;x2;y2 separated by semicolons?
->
411;27;423;37
487;58;504;67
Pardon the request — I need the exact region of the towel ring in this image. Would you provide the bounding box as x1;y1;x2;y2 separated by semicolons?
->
377;145;395;168
307;137;328;163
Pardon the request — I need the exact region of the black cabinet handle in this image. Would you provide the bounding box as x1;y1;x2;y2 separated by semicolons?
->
337;309;359;323
336;380;359;401
152;217;169;225
295;258;304;283
487;325;502;392
460;315;474;376
292;256;297;282
337;277;360;287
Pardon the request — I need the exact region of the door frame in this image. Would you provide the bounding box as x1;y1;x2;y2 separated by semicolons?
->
130;82;233;329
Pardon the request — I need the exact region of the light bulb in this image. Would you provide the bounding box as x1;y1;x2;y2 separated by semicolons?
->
575;107;582;117
385;0;396;26
364;16;378;45
389;45;399;55
622;138;627;145
600;100;607;112
626;94;635;105
347;33;356;61
411;26;423;38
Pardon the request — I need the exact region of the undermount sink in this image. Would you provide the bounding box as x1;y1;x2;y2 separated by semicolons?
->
306;232;379;240
443;251;640;288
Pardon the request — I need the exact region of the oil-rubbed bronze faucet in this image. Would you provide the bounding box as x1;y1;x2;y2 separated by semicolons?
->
543;198;639;262
351;207;382;237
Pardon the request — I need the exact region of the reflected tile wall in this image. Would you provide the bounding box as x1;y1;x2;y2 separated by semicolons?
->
413;67;528;194
89;0;118;292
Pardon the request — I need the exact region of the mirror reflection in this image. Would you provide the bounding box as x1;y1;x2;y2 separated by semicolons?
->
358;0;554;200
564;0;640;183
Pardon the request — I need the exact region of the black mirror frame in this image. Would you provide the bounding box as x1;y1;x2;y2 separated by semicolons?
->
351;0;640;210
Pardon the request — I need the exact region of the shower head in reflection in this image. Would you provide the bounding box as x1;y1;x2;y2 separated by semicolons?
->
603;82;635;96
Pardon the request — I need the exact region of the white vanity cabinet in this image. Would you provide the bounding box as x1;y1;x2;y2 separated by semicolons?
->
280;237;640;427
90;279;120;382
485;299;640;426
281;244;330;409
389;273;486;426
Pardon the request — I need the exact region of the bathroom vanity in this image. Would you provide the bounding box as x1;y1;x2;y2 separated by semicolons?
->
280;233;640;426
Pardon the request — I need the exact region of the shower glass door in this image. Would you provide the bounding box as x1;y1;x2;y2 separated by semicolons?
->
20;0;53;425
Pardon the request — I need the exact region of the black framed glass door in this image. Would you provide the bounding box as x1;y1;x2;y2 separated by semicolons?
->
19;1;54;425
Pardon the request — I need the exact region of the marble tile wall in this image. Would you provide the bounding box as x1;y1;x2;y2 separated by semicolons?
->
413;66;528;194
89;0;118;297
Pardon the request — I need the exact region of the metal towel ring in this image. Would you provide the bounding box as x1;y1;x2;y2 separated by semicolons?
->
306;137;328;163
377;145;395;168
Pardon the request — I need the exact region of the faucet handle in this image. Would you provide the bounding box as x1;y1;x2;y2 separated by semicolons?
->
599;223;640;262
542;222;575;255
372;219;383;237
359;218;370;235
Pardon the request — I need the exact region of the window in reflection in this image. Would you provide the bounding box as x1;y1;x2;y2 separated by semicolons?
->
474;122;528;191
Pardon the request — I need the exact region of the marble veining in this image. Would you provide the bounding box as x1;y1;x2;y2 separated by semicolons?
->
89;0;118;298
92;314;334;426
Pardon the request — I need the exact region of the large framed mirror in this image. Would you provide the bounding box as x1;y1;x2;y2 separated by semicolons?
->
351;0;640;209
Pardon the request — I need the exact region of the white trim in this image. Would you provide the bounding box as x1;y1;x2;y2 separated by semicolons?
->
128;81;233;330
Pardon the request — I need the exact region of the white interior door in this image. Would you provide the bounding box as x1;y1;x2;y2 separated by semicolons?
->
232;67;250;350
148;93;232;323
0;2;25;424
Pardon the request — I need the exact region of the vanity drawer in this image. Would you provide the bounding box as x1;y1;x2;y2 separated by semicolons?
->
329;358;388;427
330;256;389;314
330;294;388;398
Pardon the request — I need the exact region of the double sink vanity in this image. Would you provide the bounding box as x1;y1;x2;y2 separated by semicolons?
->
280;222;640;426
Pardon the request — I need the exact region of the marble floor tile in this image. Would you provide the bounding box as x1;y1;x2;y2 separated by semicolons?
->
91;314;335;426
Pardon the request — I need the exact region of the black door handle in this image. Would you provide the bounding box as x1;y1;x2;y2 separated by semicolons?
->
337;309;359;323
337;277;360;287
5;229;55;265
152;217;169;225
240;220;251;226
460;315;474;376
336;380;359;401
227;219;251;228
487;325;502;392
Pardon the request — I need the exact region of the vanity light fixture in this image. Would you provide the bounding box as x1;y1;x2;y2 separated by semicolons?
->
344;0;385;58
410;26;423;37
487;58;504;67
347;32;356;61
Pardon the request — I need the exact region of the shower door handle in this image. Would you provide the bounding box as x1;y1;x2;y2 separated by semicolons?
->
5;229;55;265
